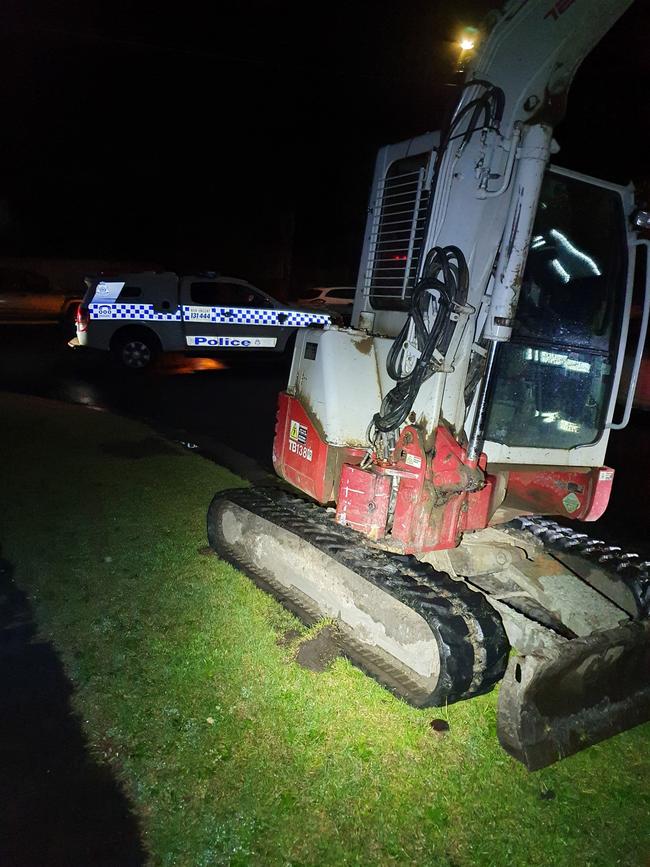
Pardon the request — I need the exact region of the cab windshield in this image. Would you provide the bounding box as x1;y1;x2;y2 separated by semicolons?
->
484;172;627;449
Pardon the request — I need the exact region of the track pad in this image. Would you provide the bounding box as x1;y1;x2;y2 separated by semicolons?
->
497;619;650;770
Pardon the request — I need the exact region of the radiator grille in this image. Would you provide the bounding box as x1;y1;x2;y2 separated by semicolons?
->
364;157;431;310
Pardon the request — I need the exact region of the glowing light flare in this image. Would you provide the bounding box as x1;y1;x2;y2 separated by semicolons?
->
550;228;601;276
551;258;571;283
525;347;591;373
558;418;581;433
458;25;479;53
189;358;230;372
159;355;230;374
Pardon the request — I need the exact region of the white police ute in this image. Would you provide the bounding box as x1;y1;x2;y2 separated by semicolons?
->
71;272;332;369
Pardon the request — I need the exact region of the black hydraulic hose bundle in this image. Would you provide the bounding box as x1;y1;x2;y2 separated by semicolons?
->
370;244;469;437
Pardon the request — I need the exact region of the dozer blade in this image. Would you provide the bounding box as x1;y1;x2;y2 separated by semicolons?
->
497;619;650;770
207;487;509;708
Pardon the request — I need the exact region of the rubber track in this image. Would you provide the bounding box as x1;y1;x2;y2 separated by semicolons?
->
505;516;650;617
208;486;509;707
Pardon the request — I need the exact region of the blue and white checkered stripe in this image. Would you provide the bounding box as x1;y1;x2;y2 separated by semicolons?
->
181;306;331;327
88;303;330;328
89;303;182;321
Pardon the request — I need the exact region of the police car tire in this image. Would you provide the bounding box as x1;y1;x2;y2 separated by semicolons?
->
112;329;160;370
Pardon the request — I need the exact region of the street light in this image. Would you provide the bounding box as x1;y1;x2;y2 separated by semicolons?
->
457;26;479;71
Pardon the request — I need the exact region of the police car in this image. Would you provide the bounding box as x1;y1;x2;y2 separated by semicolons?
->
71;272;332;369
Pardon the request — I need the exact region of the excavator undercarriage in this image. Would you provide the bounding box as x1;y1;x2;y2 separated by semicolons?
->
208;486;650;770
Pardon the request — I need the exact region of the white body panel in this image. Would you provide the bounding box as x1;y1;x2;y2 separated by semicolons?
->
289;327;445;449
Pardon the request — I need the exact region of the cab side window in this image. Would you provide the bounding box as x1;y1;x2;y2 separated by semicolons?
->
190;282;272;308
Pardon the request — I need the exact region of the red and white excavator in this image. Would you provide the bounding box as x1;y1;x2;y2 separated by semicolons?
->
208;0;650;769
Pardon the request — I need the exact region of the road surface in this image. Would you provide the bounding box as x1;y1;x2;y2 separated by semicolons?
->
0;324;647;557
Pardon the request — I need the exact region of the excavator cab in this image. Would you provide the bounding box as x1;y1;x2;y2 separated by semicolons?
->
486;169;630;451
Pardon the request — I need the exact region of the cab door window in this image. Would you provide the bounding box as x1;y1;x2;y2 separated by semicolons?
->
484;173;627;449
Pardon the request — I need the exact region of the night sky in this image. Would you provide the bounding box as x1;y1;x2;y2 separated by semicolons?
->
2;0;649;295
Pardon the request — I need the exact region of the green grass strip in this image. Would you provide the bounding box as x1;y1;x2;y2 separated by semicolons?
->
2;393;649;867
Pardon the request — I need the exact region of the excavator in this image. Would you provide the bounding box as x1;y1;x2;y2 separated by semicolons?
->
207;0;650;769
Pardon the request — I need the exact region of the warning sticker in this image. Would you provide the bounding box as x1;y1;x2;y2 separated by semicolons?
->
288;419;312;461
289;420;308;444
404;453;422;469
562;492;581;514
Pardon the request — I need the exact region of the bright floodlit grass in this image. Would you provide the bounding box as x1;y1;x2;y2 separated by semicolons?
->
2;393;649;866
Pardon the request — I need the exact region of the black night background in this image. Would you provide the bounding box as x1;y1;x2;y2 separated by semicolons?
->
2;0;649;295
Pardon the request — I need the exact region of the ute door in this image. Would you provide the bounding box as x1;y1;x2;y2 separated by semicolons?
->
181;278;291;351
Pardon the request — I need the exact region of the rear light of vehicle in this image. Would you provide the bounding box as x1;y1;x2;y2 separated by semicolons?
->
76;305;89;332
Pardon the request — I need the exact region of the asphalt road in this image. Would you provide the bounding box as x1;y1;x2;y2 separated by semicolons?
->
1;324;648;557
0;325;287;475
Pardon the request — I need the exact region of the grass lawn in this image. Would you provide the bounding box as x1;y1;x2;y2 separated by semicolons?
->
1;392;649;866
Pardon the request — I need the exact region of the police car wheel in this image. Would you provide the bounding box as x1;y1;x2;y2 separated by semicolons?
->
116;337;157;370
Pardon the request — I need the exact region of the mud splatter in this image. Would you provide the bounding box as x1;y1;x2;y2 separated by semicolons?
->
295;626;340;672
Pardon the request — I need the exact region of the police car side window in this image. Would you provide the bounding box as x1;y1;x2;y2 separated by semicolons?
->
190;282;272;308
120;286;142;299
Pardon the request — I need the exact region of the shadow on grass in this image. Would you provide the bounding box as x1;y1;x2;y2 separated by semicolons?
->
0;557;146;867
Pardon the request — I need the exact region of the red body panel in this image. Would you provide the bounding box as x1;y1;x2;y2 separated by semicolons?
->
336;464;391;539
273;392;365;503
273;393;615;551
501;466;614;521
335;426;495;553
